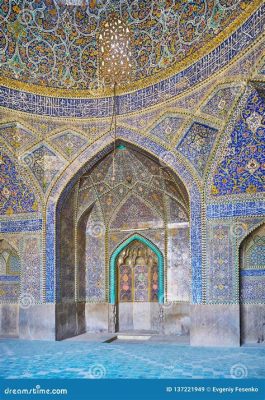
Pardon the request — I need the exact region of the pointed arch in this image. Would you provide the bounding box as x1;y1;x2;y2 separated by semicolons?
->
45;128;202;304
109;234;164;304
239;221;265;305
0;239;20;303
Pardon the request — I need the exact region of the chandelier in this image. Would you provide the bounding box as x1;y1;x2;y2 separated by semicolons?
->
98;14;133;87
97;13;133;182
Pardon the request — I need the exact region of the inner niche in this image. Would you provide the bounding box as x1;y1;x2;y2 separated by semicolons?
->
114;237;162;333
0;240;20;337
56;143;190;338
117;240;159;303
240;223;265;344
0;240;20;303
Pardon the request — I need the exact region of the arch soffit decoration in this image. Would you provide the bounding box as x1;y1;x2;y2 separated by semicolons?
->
76;162;168;228
48;129;202;210
58;137;191;228
109;233;164;305
107;191;165;231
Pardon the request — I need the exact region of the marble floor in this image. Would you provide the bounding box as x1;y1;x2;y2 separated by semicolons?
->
0;339;264;379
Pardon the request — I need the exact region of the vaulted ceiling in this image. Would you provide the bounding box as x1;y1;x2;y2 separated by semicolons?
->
0;0;256;94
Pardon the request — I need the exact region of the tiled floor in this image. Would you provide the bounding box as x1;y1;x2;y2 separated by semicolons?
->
0;339;264;379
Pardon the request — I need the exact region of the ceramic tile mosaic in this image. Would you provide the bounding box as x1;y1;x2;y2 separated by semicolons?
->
1;340;265;379
0;5;263;117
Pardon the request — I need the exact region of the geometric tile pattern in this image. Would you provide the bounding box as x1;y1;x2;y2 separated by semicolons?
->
77;146;187;226
23;145;65;192
20;235;42;303
0;149;38;215
0;283;19;302
206;223;234;303
240;275;265;303
240;223;265;303
206;201;265;219
242;224;265;268
110;194;163;230
1;341;265;378
177;122;218;177
211;90;265;196
85;204;105;302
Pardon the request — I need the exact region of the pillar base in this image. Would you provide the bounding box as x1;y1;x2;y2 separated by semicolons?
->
19;304;56;340
190;304;240;347
241;304;265;344
0;304;19;337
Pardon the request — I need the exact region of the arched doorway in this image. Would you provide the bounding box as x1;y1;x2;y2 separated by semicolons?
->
240;223;265;344
110;235;164;332
55;142;191;339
